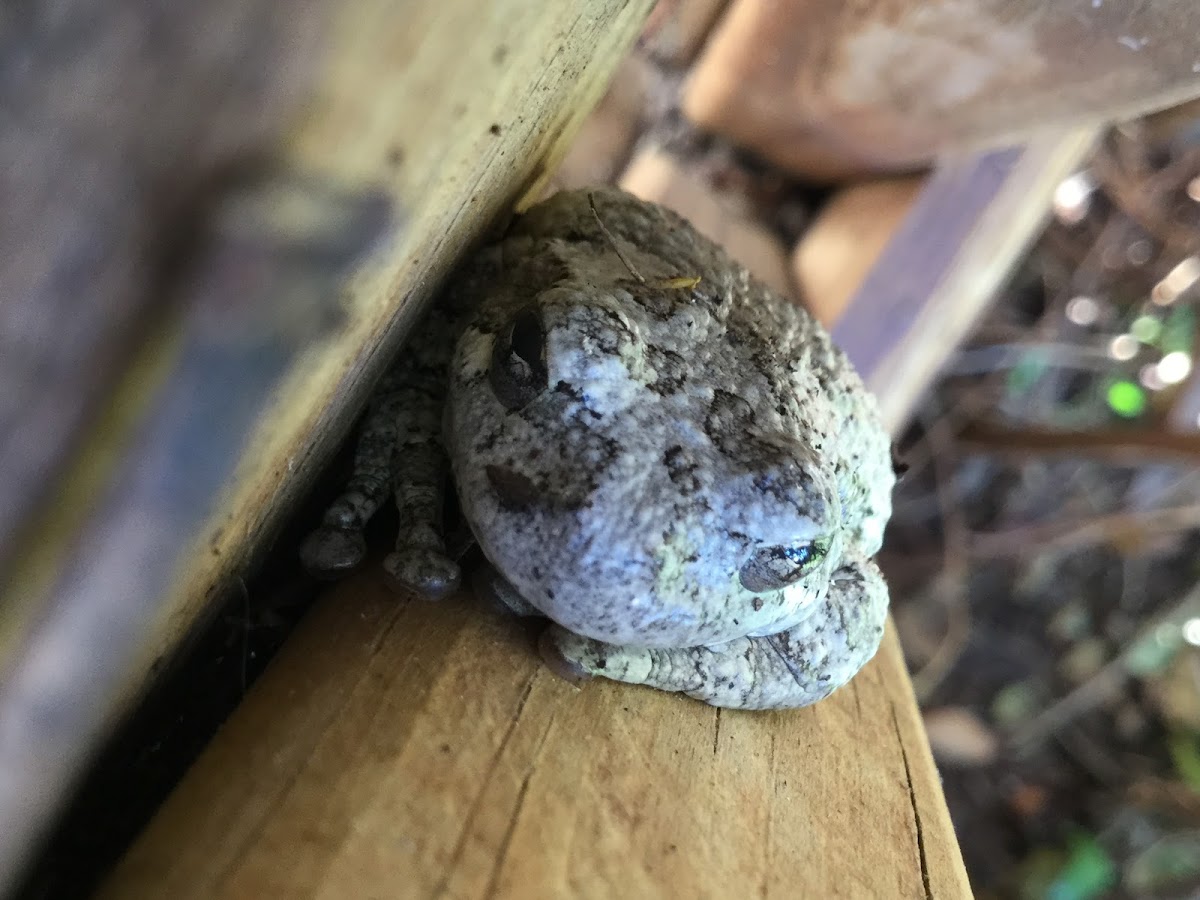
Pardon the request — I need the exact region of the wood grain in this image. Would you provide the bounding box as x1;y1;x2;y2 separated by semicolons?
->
6;0;1127;893
793;176;926;327
67;6;1139;895
96;139;1058;900
833;129;1100;435
102;571;970;899
140;0;655;698
0;0;652;888
683;0;1200;180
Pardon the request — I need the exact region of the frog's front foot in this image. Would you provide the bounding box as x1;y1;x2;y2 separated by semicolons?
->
300;525;367;578
537;628;594;685
539;553;888;710
472;566;543;617
383;546;461;600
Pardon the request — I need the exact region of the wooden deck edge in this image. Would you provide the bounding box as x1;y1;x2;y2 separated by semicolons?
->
95;127;1128;900
0;0;652;890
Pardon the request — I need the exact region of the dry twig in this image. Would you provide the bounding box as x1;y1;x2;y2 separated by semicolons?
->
960;423;1200;465
1010;576;1200;751
909;410;973;702
971;503;1200;559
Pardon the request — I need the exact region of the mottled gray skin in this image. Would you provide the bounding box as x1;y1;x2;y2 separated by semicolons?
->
303;188;895;709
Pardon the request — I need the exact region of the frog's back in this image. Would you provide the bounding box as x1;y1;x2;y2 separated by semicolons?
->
507;187;893;552
721;270;892;554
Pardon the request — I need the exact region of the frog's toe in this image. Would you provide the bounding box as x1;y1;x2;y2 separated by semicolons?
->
300;526;367;578
540;625;652;689
539;629;822;710
473;567;542;617
538;553;887;709
538;627;595;684
383;548;461;600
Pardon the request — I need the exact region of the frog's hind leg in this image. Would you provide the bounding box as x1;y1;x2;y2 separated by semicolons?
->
301;367;461;599
380;390;461;600
300;372;408;577
540;553;888;709
473;565;542;617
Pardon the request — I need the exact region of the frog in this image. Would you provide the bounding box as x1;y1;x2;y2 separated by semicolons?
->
300;187;895;710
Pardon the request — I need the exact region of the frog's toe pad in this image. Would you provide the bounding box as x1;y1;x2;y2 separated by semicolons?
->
473;567;542;617
538;627;595;684
383;549;461;600
300;527;367;578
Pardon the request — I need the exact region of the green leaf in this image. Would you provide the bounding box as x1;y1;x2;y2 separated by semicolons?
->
1167;731;1200;792
1043;832;1116;900
1007;354;1047;396
1106;380;1146;418
1161;306;1196;355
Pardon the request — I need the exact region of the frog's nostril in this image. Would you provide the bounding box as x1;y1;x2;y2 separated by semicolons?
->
663;444;702;494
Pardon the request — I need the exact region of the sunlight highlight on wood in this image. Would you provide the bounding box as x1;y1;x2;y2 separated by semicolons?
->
101;577;970;898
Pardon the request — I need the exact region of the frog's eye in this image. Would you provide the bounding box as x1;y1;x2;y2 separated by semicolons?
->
489;308;548;410
739;539;829;593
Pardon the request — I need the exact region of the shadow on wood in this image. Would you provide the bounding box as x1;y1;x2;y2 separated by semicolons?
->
95;84;1107;900
101;570;970;898
0;0;654;889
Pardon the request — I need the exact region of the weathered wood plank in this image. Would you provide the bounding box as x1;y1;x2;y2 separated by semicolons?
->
0;0;653;889
834;129;1099;435
0;0;328;575
97;138;1028;895
5;1;1117;895
101;575;970;899
683;0;1200;180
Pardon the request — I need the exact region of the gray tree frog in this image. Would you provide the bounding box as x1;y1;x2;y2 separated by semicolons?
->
301;187;895;709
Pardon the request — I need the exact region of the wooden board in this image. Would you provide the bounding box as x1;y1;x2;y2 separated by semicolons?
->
0;0;328;577
55;10;1115;897
112;0;654;702
792;176;926;327
0;0;653;889
101;572;970;899
834;129;1099;435
683;0;1200;180
95;141;1084;900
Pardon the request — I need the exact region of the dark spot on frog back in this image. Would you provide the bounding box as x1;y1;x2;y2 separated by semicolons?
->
703;389;755;454
487;426;620;514
646;346;688;395
486;465;540;511
663;444;701;495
